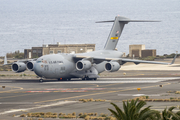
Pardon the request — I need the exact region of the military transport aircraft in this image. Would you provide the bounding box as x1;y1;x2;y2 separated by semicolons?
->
3;16;177;82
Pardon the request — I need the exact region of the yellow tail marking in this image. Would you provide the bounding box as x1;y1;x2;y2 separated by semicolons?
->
111;37;118;39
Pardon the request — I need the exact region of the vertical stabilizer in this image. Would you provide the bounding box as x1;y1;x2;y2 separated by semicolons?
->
103;16;129;50
96;16;160;50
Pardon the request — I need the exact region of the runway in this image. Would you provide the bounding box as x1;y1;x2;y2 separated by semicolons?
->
0;77;180;119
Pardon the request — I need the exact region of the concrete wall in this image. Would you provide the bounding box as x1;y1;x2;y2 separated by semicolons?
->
25;44;95;58
24;49;32;59
132;50;140;57
141;49;156;57
31;47;43;58
129;44;145;57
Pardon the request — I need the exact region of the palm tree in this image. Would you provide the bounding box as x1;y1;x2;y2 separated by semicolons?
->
108;99;161;120
161;106;180;120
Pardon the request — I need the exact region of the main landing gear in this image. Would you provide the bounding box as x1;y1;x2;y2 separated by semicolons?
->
82;76;97;80
58;78;71;81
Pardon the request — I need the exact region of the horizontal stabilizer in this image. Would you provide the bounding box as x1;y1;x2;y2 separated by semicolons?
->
122;20;161;22
96;20;160;23
96;20;114;23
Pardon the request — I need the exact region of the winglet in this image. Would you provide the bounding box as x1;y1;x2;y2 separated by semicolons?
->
170;51;178;65
3;55;7;65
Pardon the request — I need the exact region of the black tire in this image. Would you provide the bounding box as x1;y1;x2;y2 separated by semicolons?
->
82;76;86;80
86;76;89;80
62;78;67;81
39;79;43;82
94;78;97;81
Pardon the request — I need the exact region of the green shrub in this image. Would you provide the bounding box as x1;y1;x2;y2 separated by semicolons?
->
140;56;156;61
20;114;26;117
94;112;98;116
79;112;83;116
72;112;76;116
6;50;24;59
166;53;176;58
80;114;87;118
45;112;52;115
100;113;108;117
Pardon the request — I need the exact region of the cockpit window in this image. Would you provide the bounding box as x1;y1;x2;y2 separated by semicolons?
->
37;61;41;63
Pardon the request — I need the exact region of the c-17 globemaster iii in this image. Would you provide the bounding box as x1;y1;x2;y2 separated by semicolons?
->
3;16;177;82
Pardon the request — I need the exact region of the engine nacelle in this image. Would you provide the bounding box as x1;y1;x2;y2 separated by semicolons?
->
12;62;26;73
105;62;121;72
26;61;36;71
76;60;92;71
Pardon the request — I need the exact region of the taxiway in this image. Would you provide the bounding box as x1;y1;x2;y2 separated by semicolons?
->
0;76;180;119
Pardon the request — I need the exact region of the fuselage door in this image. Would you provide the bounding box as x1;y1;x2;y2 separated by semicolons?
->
60;66;66;73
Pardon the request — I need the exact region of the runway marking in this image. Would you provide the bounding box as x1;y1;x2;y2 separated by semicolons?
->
27;90;87;93
26;91;51;93
47;81;157;83
45;88;71;90
0;92;44;99
45;88;105;90
97;83;122;88
97;77;180;80
0;101;78;115
117;94;160;96
0;86;23;93
26;88;106;93
34;82;171;104
43;77;179;84
0;81;12;83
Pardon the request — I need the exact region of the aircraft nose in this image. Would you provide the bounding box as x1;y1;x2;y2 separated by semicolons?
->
34;62;43;77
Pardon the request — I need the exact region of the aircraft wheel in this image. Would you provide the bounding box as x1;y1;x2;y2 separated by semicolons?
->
62;78;67;81
94;78;97;81
39;79;43;82
82;76;86;80
67;78;71;81
86;76;89;80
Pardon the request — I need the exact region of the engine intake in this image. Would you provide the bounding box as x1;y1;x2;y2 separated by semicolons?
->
76;60;91;71
26;61;36;71
12;62;26;73
105;62;121;72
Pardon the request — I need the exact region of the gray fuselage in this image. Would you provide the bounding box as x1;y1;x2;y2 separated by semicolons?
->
33;50;123;79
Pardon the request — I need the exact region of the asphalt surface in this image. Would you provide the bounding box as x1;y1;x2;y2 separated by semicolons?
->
1;75;180;120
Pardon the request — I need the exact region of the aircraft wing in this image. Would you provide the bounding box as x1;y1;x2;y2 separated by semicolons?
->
119;58;171;65
74;53;177;65
3;55;37;65
120;53;177;65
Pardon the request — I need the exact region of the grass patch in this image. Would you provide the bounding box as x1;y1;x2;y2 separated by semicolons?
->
123;95;180;102
23;112;115;120
79;98;106;102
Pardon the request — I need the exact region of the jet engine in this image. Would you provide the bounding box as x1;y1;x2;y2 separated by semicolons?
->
105;61;121;72
12;62;26;73
76;60;91;71
26;61;36;71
